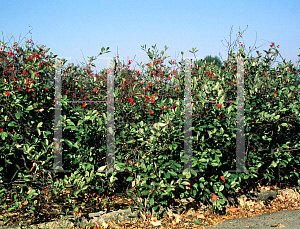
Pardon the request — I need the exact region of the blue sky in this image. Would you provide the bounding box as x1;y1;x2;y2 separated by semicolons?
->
1;0;299;87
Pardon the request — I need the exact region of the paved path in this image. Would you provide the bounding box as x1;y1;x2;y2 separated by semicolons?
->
205;209;300;229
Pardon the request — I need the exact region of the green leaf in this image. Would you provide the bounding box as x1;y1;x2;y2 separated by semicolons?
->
225;183;230;189
15;112;22;119
141;190;150;195
181;181;190;186
14;201;20;208
220;127;224;134
270;160;279;167
82;185;88;191
150;197;154;206
5;159;12;164
8;122;15;127
169;171;177;176
3;216;7;223
7;207;15;212
213;185;218;192
219;185;224;192
25;105;34;112
74;189;81;196
126;176;134;181
199;177;205;182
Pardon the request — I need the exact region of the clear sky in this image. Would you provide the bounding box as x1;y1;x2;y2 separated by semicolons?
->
1;0;299;86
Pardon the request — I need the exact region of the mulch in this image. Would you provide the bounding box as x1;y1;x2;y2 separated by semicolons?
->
75;183;300;228
2;176;300;229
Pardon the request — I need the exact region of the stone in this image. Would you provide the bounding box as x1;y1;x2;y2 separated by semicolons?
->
1;207;141;229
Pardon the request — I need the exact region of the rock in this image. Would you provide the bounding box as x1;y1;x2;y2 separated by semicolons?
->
1;207;141;229
86;207;141;224
2;215;78;229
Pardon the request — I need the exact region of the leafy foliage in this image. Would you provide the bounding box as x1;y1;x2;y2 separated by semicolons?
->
0;27;299;226
195;55;224;68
